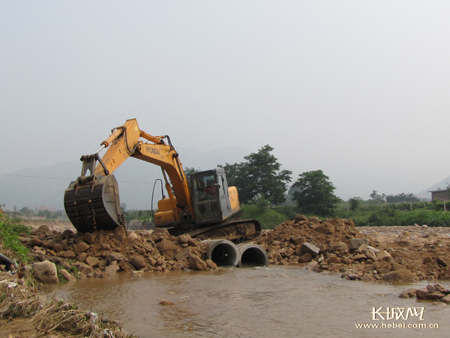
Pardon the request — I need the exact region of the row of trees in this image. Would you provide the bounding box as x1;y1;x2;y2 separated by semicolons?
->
369;190;420;203
3;206;65;219
208;145;341;217
186;144;426;218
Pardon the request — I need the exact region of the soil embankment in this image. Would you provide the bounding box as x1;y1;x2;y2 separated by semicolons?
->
257;215;450;281
19;216;450;281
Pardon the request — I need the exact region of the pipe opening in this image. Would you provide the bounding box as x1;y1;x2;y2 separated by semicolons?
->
204;240;239;267
238;244;269;267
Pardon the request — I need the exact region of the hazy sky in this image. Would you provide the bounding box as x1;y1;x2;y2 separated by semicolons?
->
1;1;450;200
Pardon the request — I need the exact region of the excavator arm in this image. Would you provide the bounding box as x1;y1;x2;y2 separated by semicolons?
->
64;119;193;233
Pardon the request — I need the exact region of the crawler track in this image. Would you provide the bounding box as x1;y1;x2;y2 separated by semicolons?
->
168;219;261;243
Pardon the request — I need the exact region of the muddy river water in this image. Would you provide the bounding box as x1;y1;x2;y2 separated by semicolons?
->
50;267;450;338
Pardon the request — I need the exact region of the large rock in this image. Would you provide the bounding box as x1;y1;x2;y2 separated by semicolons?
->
104;262;120;276
291;235;305;245
299;253;313;263
59;250;76;259
114;225;127;242
384;269;419;282
357;243;368;253
333;242;348;253
326;255;341;264
441;295;450;305
301;243;320;257
63;229;74;239
156;239;179;259
365;249;377;261
33;260;58;284
106;252;126;265
189;254;207;270
360;273;374;282
83;232;97;244
128;231;138;240
130;256;146;270
76;252;87;262
74;262;93;275
376;250;392;262
352;254;367;261
151;229;170;242
349;238;368;251
294;214;308;223
31;238;44;247
53;243;64;253
74;242;90;253
175;247;192;261
399;288;416;298
206;259;217;269
86;256;100;267
42;240;55;249
177;234;192;244
433;284;449;294
60;269;77;282
416;288;445;300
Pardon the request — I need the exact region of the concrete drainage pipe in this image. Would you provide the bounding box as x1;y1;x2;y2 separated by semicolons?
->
203;239;240;268
237;244;269;267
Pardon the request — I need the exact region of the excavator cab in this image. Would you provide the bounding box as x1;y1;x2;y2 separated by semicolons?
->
190;169;239;225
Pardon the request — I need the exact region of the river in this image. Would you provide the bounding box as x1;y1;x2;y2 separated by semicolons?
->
50;267;450;338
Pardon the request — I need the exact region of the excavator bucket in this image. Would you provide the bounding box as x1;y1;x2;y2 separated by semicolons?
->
64;174;125;233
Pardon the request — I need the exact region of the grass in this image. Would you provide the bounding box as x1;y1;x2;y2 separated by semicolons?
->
237;201;450;229
0;217;32;263
238;205;288;229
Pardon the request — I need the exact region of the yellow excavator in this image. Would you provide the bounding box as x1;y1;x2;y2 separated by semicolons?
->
64;119;260;242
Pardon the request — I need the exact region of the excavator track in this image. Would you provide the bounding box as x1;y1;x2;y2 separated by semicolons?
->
168;219;261;243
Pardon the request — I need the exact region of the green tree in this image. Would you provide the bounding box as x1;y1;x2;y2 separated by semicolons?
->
348;196;363;210
218;162;243;185
369;190;386;202
291;170;340;217
184;167;197;181
219;145;292;205
385;193;420;203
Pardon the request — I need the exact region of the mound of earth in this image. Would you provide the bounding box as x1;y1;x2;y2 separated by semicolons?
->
15;215;450;283
257;215;450;282
19;225;218;280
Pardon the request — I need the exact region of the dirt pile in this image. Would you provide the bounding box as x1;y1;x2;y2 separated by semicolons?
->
257;215;450;282
19;225;218;280
17;216;450;283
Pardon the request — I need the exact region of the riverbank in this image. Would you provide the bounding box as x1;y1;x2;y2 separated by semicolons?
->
2;217;450;337
0;218;136;338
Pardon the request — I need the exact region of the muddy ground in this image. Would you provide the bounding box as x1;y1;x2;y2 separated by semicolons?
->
2;217;450;337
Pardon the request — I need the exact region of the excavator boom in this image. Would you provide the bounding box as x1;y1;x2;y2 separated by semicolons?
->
64;119;260;241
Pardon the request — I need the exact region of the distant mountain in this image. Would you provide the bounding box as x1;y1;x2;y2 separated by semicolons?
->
416;176;450;199
0;146;250;210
